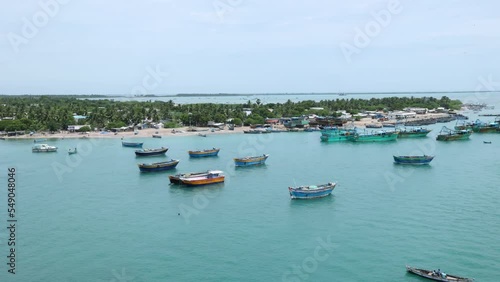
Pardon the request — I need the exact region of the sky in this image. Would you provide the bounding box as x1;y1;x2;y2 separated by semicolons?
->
0;0;499;95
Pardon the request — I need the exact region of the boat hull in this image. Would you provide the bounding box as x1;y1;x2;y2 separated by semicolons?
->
180;176;225;186
135;147;168;156
188;149;220;158
234;155;269;166
393;155;434;165
406;265;474;282
122;142;143;147
289;183;336;199
397;129;431;138
138;160;179;172
436;133;471;141
350;132;398;142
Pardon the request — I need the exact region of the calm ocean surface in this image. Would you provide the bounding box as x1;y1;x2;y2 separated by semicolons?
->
1;93;500;281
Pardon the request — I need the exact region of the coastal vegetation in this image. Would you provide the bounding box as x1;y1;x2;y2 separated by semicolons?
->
0;95;462;131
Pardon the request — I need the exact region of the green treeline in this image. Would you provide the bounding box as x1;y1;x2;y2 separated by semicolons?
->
0;95;462;131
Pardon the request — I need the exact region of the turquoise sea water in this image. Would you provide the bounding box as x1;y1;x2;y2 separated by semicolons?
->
1;94;500;281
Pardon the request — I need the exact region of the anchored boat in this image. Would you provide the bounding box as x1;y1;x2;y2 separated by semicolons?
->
320;128;355;142
349;130;398;142
122;141;144;147
289;182;337;199
393;155;434;165
135;147;168;156
178;170;225;186
169;171;210;184
436;126;472;141
397;127;431;138
32;144;57;152
234;154;269;166
188;148;220;158
138;159;179;172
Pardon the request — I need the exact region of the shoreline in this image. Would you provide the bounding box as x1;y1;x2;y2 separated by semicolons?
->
1;113;460;140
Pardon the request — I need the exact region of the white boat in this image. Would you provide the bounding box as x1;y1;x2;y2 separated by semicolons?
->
32;144;58;152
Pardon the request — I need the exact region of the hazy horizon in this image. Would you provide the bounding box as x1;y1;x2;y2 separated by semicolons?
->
1;1;499;95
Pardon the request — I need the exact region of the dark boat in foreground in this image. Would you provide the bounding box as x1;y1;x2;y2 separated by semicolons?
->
393;155;434;165
135;147;168;156
122;141;144;147
406;265;474;281
483;141;492;144
138;159;179;172
188;148;220;158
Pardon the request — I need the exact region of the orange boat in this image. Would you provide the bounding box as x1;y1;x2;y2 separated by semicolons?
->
180;170;225;186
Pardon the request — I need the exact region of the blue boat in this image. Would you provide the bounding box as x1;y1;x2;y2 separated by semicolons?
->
234;154;269;167
138;159;179;172
122;141;143;147
289;182;337;199
188;148;220;158
393;155;434;165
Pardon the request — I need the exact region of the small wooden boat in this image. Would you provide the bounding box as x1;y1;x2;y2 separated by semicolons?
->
32;144;57;152
122;141;144;147
483;141;492;144
198;133;207;137
135;147;168;156
152;134;162;138
169;171;210;184
68;148;77;155
243;129;265;134
406;265;474;281
393;155;434;165
188;148;220;158
234;154;269;166
138;159;179;172
289;182;337;199
436;126;472;141
179;170;225;186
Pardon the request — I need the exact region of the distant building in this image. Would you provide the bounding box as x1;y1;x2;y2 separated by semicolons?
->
68;125;85;132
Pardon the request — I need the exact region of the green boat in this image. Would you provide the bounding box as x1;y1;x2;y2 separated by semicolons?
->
349;130;398;142
397;127;431;138
436;126;472;141
320;128;355;142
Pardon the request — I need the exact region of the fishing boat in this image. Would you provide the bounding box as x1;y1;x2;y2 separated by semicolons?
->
405;265;474;281
393;155;434;165
122;141;144;147
244;129;270;134
138;159;179;172
179;170;225;186
289;182;337;199
365;123;383;128
483;141;492;144
188;148;220;158
32;144;58;152
349;130;398;142
320;128;355;142
198;133;207;137
471;120;500;133
397;127;431;138
34;138;47;143
169;171;210;184
152;134;162;138
68;148;77;155
135;147;168;156
436;127;472;141
234;154;269;166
